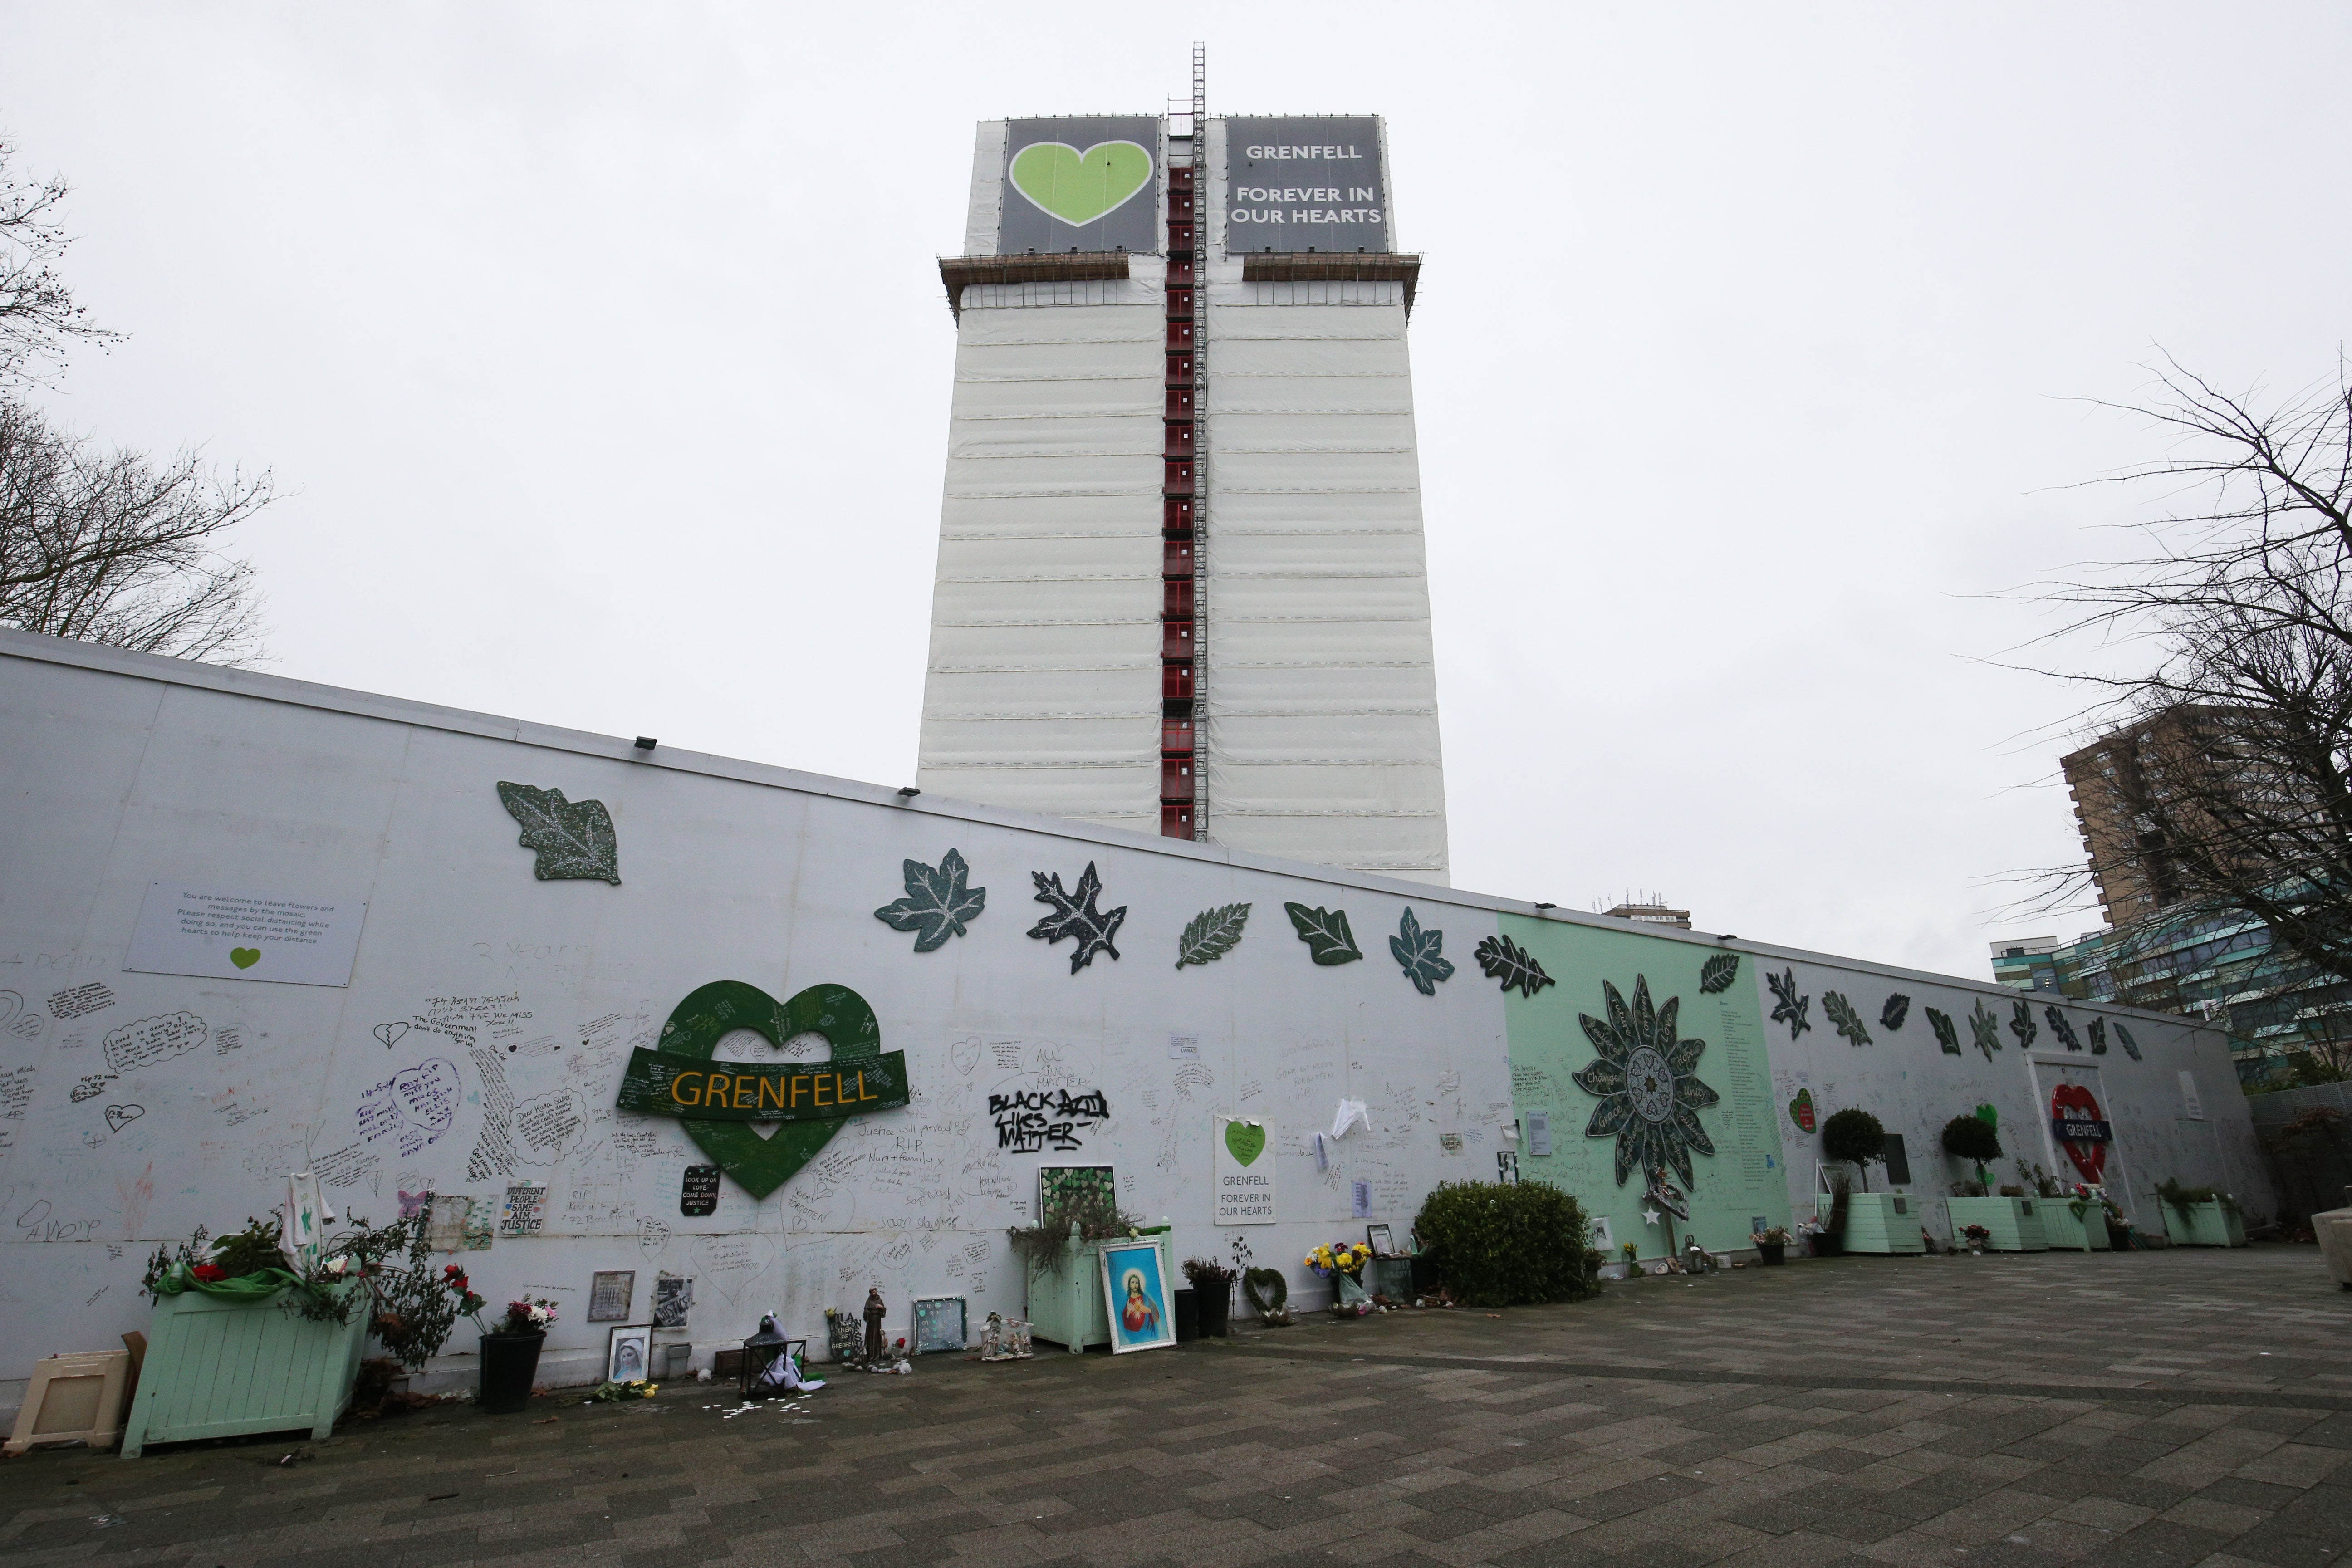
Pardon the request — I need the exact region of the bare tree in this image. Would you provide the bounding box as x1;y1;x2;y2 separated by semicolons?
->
0;133;272;663
0;401;274;662
2033;359;2352;989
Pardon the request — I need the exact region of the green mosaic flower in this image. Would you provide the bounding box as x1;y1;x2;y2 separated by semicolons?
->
1572;975;1721;1189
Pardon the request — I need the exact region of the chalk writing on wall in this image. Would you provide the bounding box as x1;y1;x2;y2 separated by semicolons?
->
103;1012;207;1074
357;1059;461;1158
0;1065;34;1151
312;1143;379;1191
46;983;113;1020
513;1091;586;1161
990;1088;1110;1152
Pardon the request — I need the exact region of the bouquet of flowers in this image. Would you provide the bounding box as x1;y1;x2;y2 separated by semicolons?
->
474;1295;559;1335
1960;1223;1991;1254
1751;1226;1791;1246
1303;1241;1372;1279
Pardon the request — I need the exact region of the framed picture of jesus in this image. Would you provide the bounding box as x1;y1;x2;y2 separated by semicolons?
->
1097;1239;1175;1353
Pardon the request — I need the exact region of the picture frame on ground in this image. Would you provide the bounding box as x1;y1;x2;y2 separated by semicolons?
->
1098;1241;1175;1354
1366;1223;1396;1257
605;1323;652;1383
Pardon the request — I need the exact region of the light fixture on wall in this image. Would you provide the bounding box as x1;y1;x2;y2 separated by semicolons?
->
896;786;921;799
633;737;657;751
1534;902;1555;912
1717;934;1737;943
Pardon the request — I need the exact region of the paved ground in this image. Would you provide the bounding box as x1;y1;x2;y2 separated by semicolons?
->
9;1247;2352;1568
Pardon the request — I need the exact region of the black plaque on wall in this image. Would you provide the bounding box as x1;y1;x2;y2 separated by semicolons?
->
681;1164;721;1216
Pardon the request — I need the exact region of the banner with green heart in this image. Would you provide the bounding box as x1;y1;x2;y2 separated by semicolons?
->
1009;140;1153;227
1215;1116;1276;1224
626;980;887;1199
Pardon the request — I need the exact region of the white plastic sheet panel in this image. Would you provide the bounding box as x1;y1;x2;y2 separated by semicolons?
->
1202;300;1450;884
918;302;1163;828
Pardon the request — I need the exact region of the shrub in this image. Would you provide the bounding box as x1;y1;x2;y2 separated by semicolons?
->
1940;1113;2002;1186
1821;1108;1887;1191
1411;1180;1599;1307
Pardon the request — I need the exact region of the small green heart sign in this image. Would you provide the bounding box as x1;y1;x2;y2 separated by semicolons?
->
621;980;892;1199
1224;1119;1266;1167
1009;141;1152;227
229;947;261;970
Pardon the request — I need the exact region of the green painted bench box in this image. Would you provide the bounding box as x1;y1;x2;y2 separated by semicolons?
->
1948;1196;2050;1252
2037;1198;2110;1251
2161;1198;2246;1248
1839;1193;1926;1254
1024;1228;1170;1352
120;1284;368;1458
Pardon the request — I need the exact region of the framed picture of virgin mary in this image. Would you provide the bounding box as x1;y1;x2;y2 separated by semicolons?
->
1098;1239;1175;1353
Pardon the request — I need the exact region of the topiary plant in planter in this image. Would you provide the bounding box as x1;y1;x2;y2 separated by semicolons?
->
1821;1108;1888;1192
1411;1179;1599;1306
1940;1113;2003;1192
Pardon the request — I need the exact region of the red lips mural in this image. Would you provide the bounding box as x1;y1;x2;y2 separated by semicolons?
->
2050;1083;2109;1182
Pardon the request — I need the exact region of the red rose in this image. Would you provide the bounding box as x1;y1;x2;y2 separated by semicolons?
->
192;1264;226;1282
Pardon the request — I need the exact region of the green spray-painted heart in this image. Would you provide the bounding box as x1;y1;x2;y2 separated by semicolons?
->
230;947;261;970
1009;140;1152;226
1224;1119;1266;1167
650;980;882;1199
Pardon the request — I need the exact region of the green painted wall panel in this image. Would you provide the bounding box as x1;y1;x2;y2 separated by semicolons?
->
1499;917;1792;1260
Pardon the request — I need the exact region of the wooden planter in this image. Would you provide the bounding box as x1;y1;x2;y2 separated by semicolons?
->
1838;1193;1926;1254
120;1284;367;1458
1024;1228;1171;1352
2038;1199;2111;1252
2161;1198;2246;1248
1947;1196;2050;1252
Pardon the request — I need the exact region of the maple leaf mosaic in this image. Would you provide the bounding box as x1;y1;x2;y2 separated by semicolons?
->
1571;975;1721;1189
1026;861;1127;974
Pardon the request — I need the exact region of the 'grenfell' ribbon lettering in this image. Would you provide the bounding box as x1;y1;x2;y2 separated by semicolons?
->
615;1047;910;1123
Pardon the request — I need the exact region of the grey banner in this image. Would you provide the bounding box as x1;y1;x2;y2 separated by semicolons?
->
1223;116;1388;255
999;116;1161;255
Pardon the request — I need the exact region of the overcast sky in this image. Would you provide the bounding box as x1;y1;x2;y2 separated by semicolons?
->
5;5;2347;982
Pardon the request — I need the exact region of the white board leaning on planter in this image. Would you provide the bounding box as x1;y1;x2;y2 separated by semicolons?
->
124;882;368;987
1215;1117;1276;1224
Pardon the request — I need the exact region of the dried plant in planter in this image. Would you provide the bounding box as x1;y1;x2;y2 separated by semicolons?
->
1005;1183;1145;1274
1181;1256;1239;1290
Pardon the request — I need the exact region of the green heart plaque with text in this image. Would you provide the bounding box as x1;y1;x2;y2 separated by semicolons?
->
1009;140;1152;226
640;980;885;1199
1223;1119;1266;1167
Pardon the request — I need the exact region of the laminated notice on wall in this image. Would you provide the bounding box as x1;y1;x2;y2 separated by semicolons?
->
500;1183;547;1237
1527;1109;1553;1158
124;882;368;987
1215;1117;1275;1225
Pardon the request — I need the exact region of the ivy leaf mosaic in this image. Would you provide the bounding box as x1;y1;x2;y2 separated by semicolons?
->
2045;1004;2082;1052
1027;861;1127;973
1968;998;2002;1060
1823;991;1873;1047
1880;994;1911;1032
1175;902;1251;969
495;782;620;884
2009;997;2038;1051
1572;975;1720;1189
1474;933;1556;997
2088;1017;2109;1055
1284;903;1363;966
1766;967;1812;1040
872;848;985;952
1698;952;1740;995
1926;1006;1962;1055
1389;907;1455;996
2115;1022;2143;1060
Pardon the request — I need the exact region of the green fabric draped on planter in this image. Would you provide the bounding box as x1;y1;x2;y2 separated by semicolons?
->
147;1263;311;1302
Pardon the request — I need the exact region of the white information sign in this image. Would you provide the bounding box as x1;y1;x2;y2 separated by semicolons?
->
1214;1116;1276;1225
124;882;368;987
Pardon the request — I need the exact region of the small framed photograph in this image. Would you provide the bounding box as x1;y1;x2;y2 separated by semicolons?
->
605;1323;652;1384
587;1270;636;1323
1496;1149;1520;1186
1366;1223;1396;1257
1098;1240;1175;1354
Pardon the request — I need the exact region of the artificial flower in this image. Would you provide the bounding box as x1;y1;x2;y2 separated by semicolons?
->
191;1263;226;1282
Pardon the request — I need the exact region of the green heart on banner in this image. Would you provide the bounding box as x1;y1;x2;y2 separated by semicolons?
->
1009;141;1152;226
650;980;882;1199
230;947;261;970
1224;1119;1266;1167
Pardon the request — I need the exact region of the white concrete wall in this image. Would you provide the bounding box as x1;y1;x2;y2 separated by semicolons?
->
0;632;1510;1413
1745;951;2267;1237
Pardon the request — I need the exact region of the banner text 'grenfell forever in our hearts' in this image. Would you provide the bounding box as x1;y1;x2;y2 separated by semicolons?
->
614;1048;911;1123
1223;115;1391;255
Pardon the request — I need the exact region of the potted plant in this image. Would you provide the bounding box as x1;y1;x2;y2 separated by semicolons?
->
1181;1257;1239;1337
1940;1113;2002;1192
474;1296;558;1414
1940;1116;2048;1251
1960;1223;1991;1255
1818;1110;1924;1254
1751;1226;1790;1266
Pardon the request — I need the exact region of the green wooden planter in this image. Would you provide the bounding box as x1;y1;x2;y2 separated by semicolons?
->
2160;1197;2246;1248
1838;1193;1926;1254
120;1284;368;1458
2037;1199;2110;1252
1947;1196;2050;1252
1024;1227;1170;1352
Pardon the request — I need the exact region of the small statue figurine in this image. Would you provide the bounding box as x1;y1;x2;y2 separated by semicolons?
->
862;1287;887;1365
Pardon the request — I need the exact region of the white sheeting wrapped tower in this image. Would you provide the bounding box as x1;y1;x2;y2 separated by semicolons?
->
920;110;1450;884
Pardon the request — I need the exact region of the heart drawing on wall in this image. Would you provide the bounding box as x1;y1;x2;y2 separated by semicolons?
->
230;947;261;970
104;1104;143;1134
650;980;883;1199
1009;141;1152;226
1223;1119;1266;1167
